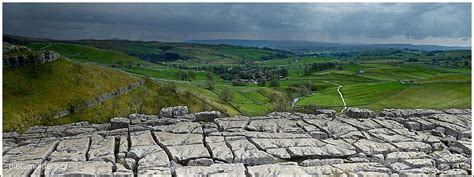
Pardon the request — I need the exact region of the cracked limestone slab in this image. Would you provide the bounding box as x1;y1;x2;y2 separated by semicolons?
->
249;162;344;176
154;132;202;146
332;162;392;174
386;152;431;164
353;139;397;155
175;163;246;177
214;116;249;131
249;138;326;150
324;120;359;138
138;167;171;177
3;159;44;177
393;141;431;153
426;119;468;137
88;135;115;162
43;161;113;177
137;148;170;168
403;158;435;168
206;136;234;163
372;119;406;129
428;114;469;128
154;122;203;134
130;131;157;147
248;163;311;176
431;151;470;165
246;118;305;133
339;118;382;131
167;144;211;162
226;138;277;165
49;137;90;162
301;159;344;167
287;139;357;158
3;140;59;164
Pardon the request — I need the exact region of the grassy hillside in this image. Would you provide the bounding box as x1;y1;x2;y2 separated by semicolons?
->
3;58;141;132
27;42;151;66
56;79;214;126
76;40;291;64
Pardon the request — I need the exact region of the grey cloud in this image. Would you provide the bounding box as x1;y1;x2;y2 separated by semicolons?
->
3;3;471;45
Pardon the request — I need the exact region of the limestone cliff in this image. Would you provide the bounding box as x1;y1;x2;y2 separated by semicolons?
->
3;42;60;68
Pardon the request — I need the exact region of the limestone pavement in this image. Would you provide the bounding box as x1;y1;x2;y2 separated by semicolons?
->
3;107;472;177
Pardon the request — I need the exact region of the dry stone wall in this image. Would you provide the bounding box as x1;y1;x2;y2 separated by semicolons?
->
3;106;472;176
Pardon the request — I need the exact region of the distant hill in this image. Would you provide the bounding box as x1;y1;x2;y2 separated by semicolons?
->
185;39;471;52
4;34;294;64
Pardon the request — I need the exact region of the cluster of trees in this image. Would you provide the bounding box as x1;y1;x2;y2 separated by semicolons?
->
303;62;336;75
174;70;196;81
205;72;214;90
268;92;290;112
221;89;233;104
407;58;419;62
128;52;190;62
259;53;290;60
209;65;289;81
430;55;471;68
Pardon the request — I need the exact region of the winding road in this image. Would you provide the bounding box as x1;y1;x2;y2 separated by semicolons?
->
290;81;347;114
323;81;347;114
336;84;347;113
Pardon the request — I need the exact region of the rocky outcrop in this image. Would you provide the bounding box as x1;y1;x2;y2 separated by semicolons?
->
3;42;28;54
3;43;60;68
159;106;189;118
380;109;445;118
3;107;472;177
3;51;60;68
345;107;377;118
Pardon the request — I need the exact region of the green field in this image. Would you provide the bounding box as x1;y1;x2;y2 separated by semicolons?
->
3;36;471;132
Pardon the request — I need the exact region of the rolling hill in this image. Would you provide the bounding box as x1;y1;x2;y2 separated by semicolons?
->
186;39;471;52
2;44;215;132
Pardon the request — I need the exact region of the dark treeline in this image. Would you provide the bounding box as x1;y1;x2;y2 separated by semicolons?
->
304;62;336;75
174;70;196;81
208;65;289;81
127;52;190;62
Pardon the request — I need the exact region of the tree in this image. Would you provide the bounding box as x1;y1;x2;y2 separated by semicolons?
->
407;58;419;62
299;85;310;96
464;61;470;68
110;98;119;117
221;89;233;104
269;75;280;87
269;92;290;112
258;79;266;86
129;89;146;114
175;70;187;81
71;64;84;85
205;72;214;90
188;70;196;80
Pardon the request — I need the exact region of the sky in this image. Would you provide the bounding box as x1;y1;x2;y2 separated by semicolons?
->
3;3;472;46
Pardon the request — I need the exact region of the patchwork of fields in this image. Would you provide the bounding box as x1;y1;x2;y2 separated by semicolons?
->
3;37;471;131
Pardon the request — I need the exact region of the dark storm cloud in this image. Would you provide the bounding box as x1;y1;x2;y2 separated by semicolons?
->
3;3;471;45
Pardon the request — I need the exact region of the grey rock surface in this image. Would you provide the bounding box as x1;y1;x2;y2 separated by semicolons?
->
159;106;189;118
2;108;472;177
